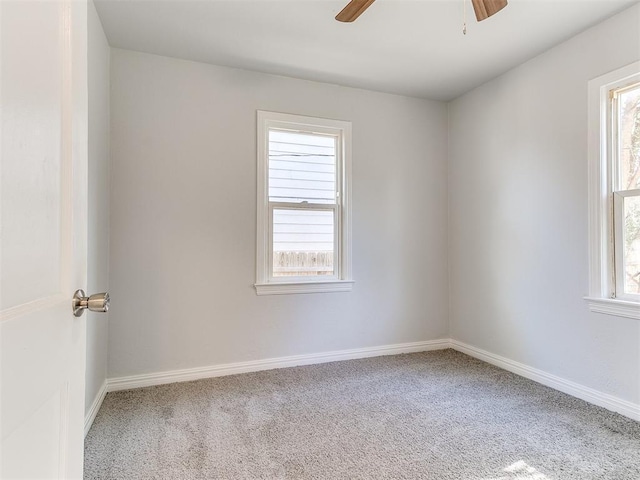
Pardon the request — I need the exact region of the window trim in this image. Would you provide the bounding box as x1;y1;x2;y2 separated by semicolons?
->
585;62;640;319
255;111;353;295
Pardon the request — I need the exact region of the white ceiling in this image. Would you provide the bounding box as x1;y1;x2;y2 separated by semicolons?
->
95;0;638;100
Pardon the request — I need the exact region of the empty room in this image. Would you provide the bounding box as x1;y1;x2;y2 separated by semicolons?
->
2;0;640;478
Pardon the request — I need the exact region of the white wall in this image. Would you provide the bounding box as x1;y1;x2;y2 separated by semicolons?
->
85;0;110;415
108;49;449;378
449;5;640;405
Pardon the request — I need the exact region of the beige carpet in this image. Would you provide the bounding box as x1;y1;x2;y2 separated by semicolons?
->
84;350;640;479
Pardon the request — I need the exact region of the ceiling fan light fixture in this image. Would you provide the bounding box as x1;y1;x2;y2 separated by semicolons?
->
471;0;508;22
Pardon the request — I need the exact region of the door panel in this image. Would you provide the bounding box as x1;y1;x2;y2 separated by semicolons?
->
0;0;64;310
1;0;88;478
2;387;67;479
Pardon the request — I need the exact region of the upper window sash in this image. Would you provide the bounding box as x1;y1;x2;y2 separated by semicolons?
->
611;81;640;194
268;128;341;205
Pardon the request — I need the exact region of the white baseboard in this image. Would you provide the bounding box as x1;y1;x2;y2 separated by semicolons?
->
107;339;451;392
84;380;108;437
103;338;640;423
450;339;640;422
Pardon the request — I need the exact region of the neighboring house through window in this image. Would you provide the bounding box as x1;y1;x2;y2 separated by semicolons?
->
586;62;640;319
255;111;353;295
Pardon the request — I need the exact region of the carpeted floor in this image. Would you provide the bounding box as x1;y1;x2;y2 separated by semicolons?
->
84;350;640;479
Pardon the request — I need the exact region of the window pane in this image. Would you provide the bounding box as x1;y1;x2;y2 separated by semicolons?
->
618;83;640;191
623;195;640;294
272;209;334;277
268;130;336;204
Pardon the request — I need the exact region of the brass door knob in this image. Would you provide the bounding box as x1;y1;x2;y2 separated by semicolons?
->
72;289;110;317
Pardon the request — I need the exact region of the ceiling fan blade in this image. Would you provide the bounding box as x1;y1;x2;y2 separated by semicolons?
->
471;0;508;22
335;0;376;23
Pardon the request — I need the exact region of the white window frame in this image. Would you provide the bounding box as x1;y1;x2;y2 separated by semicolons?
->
586;62;640;320
255;111;353;295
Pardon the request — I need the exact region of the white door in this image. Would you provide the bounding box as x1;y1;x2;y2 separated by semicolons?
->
1;0;88;478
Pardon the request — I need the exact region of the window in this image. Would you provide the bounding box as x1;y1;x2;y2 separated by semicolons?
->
586;62;640;319
255;111;353;295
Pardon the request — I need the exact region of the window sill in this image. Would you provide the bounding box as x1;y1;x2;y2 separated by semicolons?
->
255;280;354;296
584;297;640;320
